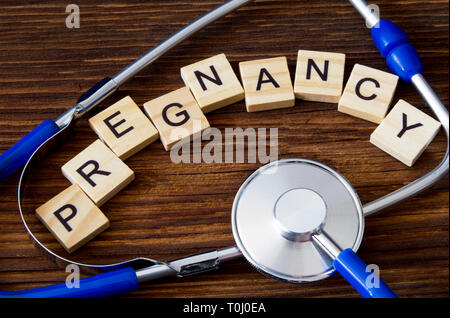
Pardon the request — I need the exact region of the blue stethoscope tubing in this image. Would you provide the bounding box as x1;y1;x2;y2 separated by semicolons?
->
0;0;448;298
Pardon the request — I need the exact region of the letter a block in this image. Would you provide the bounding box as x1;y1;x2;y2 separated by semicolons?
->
294;50;346;103
180;53;244;113
36;184;110;253
88;96;159;160
143;87;210;151
338;64;399;124
239;56;295;112
370;100;441;166
61;140;135;206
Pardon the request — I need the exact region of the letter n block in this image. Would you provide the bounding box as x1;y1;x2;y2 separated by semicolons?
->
143;87;210;151
180;53;244;113
61;140;135;206
36;184;109;253
239;56;295;112
338;64;399;124
370;100;441;166
88;96;159;160
294;50;346;103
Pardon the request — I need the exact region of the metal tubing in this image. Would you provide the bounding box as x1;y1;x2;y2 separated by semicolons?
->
112;0;254;86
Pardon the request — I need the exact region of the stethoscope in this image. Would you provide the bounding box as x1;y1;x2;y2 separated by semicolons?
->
0;0;448;298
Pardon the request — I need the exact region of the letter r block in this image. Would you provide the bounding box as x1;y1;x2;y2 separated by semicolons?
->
294;50;346;103
61;140;135;206
180;53;244;113
88;96;159;160
143;87;210;151
370;99;441;166
36;184;109;253
338;64;399;124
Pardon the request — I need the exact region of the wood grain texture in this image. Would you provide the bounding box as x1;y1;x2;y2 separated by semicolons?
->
0;0;448;298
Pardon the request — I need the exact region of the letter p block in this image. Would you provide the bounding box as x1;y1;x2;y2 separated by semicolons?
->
36;184;110;253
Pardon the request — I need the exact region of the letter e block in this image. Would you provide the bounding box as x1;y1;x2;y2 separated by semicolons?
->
143;87;210;151
180;53;244;113
294;50;346;103
370;100;441;166
88;96;159;160
338;64;399;124
239;56;295;112
36;184;109;253
61;140;135;206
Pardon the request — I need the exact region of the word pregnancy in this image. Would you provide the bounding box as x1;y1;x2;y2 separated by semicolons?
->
36;50;441;253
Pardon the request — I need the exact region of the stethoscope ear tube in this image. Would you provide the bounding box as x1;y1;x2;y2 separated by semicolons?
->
0;119;60;180
333;249;397;298
0;267;139;298
313;232;397;298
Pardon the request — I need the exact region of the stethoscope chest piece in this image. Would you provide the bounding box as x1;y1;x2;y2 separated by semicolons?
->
232;158;365;282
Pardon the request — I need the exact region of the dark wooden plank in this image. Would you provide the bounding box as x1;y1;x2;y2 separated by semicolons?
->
0;0;448;297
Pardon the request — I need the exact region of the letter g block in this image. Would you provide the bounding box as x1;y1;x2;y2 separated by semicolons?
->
143;87;210;151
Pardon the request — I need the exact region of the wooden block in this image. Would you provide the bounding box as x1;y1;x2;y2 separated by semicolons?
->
36;184;109;253
143;87;210;151
294;50;346;103
88;96;159;160
338;64;399;124
61;140;135;206
370;99;441;167
180;53;244;113
239;56;295;112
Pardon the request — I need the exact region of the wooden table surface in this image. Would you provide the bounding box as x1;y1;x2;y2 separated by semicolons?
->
0;0;448;298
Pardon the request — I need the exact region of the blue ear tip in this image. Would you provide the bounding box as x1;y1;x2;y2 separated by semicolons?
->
371;19;423;82
0;119;60;180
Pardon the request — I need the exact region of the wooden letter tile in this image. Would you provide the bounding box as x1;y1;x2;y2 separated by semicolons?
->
180;53;244;113
338;64;399;124
88;96;159;160
239;56;295;112
294;50;346;103
61;139;135;206
143;87;210;151
36;184;109;253
370;99;441;166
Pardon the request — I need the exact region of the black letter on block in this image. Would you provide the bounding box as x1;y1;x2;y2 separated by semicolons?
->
306;59;329;81
397;113;423;138
76;160;111;187
103;111;134;138
54;204;77;232
162;103;190;127
355;78;380;101
194;65;223;91
256;68;280;91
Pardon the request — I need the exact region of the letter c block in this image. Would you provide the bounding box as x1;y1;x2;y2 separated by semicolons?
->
338;64;399;124
36;184;110;253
